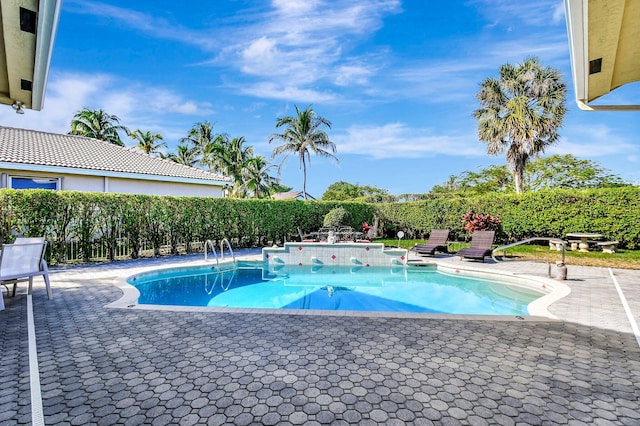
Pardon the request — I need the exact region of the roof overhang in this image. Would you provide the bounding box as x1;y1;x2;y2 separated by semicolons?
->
565;0;640;110
0;0;62;112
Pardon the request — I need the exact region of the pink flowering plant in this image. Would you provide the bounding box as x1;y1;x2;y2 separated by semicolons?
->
462;210;501;235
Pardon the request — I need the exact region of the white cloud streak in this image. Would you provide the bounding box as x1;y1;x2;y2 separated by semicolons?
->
551;124;640;158
471;0;566;28
0;72;214;144
334;123;484;159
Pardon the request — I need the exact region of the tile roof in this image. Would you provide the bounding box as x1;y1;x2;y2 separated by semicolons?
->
0;126;230;183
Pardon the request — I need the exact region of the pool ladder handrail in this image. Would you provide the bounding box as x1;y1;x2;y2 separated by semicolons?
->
491;237;566;274
220;238;236;266
204;239;220;270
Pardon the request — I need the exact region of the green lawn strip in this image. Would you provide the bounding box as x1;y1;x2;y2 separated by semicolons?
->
376;238;640;270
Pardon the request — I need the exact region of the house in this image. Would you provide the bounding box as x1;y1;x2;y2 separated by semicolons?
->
271;191;316;200
0;126;231;196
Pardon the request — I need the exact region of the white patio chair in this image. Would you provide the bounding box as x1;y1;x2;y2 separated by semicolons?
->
0;240;51;311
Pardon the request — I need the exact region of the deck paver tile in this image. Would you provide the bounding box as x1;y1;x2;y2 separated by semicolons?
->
2;253;640;424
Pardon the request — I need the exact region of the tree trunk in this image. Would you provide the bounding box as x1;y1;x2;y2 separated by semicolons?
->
513;157;525;194
302;158;308;200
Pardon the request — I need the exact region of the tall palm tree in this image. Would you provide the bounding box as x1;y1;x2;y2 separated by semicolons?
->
207;136;256;197
242;155;279;198
164;143;199;167
474;57;567;194
269;105;338;199
129;129;167;156
180;121;219;171
225;136;254;182
69;108;129;146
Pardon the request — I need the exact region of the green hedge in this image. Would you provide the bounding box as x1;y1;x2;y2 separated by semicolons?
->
375;187;640;249
0;190;376;264
1;187;637;265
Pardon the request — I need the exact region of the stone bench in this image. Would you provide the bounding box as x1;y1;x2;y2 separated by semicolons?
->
596;241;619;254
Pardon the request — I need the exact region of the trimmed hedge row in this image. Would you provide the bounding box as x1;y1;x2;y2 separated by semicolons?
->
0;190;376;264
1;186;637;265
375;187;640;249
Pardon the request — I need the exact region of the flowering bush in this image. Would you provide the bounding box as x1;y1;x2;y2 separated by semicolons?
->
462;210;501;234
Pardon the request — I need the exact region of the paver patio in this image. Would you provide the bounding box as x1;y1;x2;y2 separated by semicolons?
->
1;252;639;425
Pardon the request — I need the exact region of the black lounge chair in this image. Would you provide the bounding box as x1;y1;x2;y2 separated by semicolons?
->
457;230;496;262
411;229;450;255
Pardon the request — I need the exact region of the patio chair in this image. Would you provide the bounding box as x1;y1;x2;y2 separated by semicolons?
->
317;227;333;241
0;239;51;311
297;228;317;242
338;226;354;241
456;230;496;263
411;229;450;256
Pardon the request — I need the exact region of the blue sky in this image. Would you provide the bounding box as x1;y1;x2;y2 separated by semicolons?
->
3;0;640;196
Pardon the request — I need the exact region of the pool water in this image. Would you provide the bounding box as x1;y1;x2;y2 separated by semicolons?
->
129;262;541;315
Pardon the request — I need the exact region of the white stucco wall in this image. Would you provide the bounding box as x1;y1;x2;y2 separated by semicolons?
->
107;177;223;197
0;169;224;197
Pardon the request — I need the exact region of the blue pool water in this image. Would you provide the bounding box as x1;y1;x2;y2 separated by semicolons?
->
129;262;541;315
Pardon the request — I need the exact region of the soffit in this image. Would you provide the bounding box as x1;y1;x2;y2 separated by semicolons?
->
565;0;640;110
0;0;60;111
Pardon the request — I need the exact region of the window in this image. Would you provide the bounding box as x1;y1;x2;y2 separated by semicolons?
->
10;177;59;190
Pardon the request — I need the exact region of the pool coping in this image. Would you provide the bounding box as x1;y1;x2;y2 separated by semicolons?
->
107;255;570;321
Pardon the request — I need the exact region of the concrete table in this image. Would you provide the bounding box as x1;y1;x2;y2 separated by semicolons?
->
566;232;603;252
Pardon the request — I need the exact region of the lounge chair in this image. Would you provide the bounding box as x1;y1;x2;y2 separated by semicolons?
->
411;229;450;255
456;230;496;262
0;239;51;310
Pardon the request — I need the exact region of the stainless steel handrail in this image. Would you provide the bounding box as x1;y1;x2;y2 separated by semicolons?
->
220;238;236;265
204;239;219;270
491;237;566;264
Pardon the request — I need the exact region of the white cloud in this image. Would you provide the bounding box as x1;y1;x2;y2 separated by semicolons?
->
552;1;566;24
65;0;215;51
242;37;279;65
472;0;565;28
0;72;215;143
334;123;484;159
271;0;319;16
551;124;640;157
238;82;336;103
334;64;374;86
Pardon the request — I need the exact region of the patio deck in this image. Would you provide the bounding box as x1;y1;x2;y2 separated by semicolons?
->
1;251;639;425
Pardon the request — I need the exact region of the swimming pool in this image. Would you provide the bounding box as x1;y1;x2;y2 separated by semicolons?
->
127;261;543;315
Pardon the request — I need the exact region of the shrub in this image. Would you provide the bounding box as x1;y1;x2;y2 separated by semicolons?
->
462;211;501;234
322;207;351;228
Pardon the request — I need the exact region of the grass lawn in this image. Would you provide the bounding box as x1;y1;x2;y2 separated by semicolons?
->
376;238;640;270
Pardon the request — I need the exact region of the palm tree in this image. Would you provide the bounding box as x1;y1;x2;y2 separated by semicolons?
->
242;155;279;198
474;57;567;194
225;137;254;182
164;143;199;167
208;136;257;197
69;108;129;146
269;105;338;199
180;121;219;171
129;129;167;156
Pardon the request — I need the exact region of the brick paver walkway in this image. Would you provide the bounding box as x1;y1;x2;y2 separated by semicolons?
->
1;252;639;425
